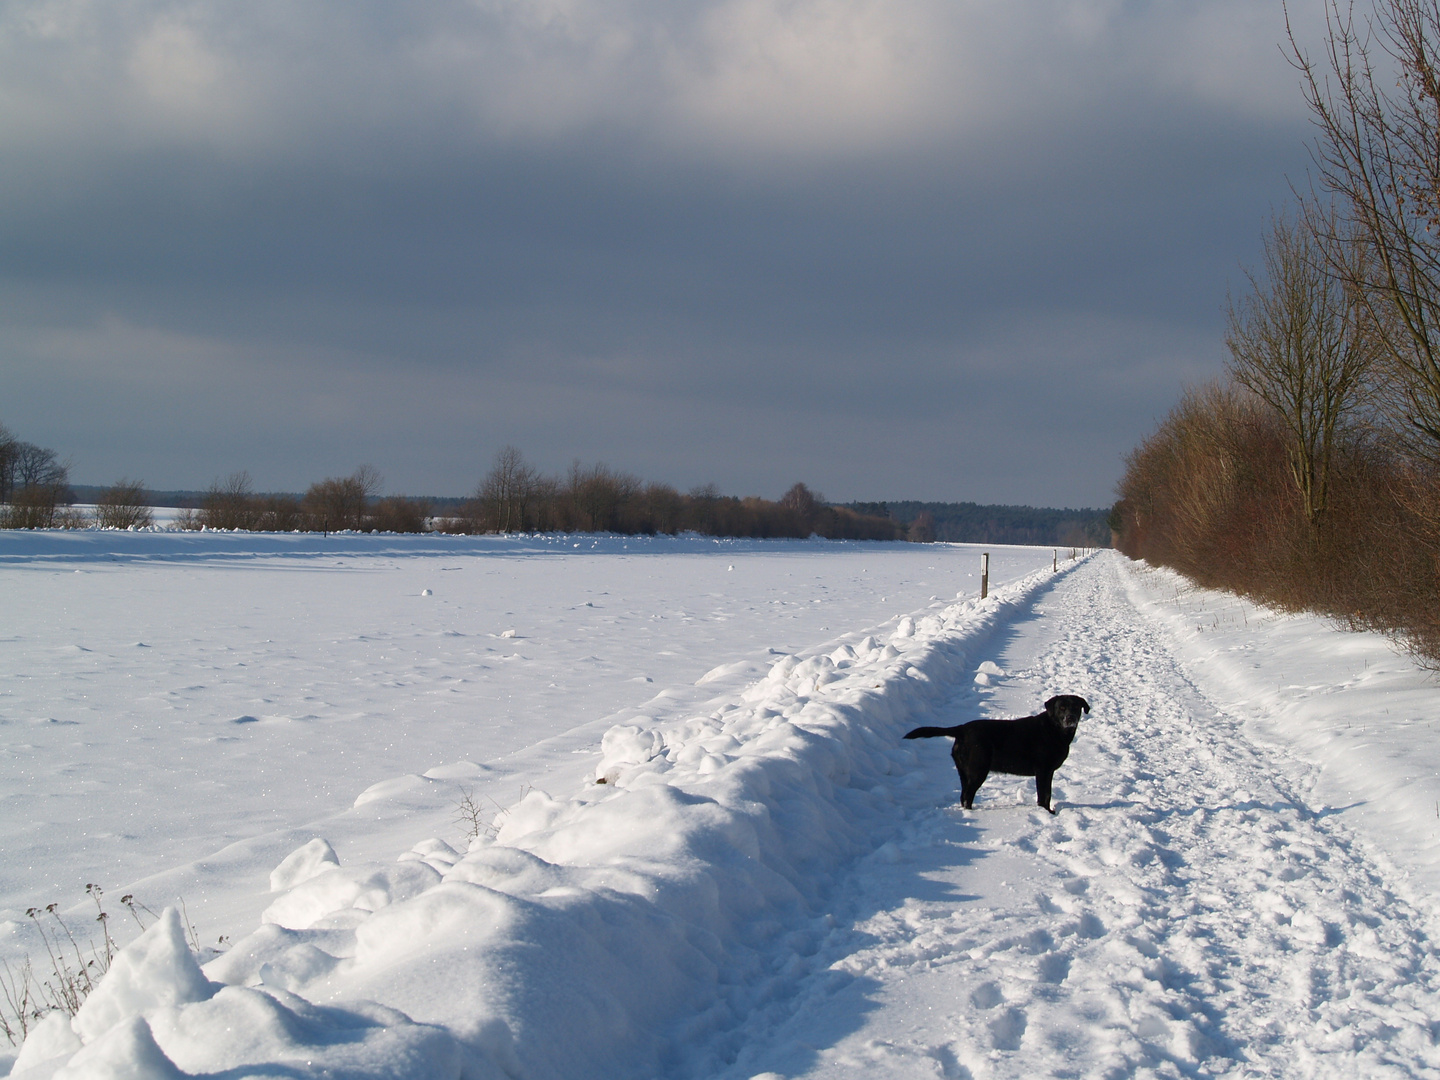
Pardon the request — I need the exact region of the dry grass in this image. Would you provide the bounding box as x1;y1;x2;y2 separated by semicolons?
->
0;887;215;1048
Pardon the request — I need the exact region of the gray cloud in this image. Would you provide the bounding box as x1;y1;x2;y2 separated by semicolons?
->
0;0;1325;505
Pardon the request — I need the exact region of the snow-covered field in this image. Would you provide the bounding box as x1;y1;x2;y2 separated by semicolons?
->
4;533;1440;1078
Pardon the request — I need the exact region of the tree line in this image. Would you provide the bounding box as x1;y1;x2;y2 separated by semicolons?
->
0;424;149;529
442;448;900;539
167;466;434;534
1111;0;1440;665
0;433;906;540
171;451;904;539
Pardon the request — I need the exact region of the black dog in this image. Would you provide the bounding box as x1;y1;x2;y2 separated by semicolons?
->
904;694;1090;813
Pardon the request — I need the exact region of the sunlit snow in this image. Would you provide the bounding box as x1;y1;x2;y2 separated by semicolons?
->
4;533;1440;1078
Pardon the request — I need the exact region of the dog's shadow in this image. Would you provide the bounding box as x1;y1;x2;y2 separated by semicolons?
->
879;810;989;906
734;764;1062;1077
731;810;989;1078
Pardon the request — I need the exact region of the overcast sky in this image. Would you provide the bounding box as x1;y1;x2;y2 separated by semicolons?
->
2;1;1325;507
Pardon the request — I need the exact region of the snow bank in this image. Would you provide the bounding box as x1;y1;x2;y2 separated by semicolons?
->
11;564;1069;1079
12;909;459;1079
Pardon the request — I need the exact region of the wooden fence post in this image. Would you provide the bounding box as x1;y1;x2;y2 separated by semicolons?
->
981;552;989;599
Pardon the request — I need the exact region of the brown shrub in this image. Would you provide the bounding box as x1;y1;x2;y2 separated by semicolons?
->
95;479;153;530
1115;382;1440;666
197;473;261;531
638;483;685;535
2;484;76;529
255;494;305;532
304;467;381;533
370;496;431;533
907;511;937;543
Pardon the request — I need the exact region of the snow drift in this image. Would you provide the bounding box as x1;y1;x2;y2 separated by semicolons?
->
10;567;1063;1079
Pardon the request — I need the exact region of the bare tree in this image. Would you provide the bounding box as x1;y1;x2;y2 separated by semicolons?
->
370;496;430;533
1290;0;1440;457
780;482;822;533
478;446;537;533
198;472;260;530
683;483;721;533
566;462;638;532
255;494;305;532
640;482;685;534
907;510;937;543
0;437;72;528
530;473;562;531
11;443;68;491
95;479;153;530
304;466;382;532
1226;211;1376;524
353;464;383;506
0;423;17;504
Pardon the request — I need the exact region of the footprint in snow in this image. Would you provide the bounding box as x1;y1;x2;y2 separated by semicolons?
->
987;1006;1027;1051
1036;952;1071;983
969;982;1003;1009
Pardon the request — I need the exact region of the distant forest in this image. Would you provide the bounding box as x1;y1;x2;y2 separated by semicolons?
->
845;501;1111;547
7;422;1107;545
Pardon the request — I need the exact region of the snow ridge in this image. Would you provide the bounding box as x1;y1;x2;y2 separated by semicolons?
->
11;564;1068;1078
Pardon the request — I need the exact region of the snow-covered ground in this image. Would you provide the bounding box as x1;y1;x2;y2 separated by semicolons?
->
4;535;1439;1078
0;532;1045;925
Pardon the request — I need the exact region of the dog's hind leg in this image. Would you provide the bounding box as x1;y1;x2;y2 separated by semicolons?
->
1035;771;1057;814
958;766;987;810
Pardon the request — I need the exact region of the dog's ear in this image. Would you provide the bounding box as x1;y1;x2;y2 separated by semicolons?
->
1044;695;1060;714
1080;697;1090;714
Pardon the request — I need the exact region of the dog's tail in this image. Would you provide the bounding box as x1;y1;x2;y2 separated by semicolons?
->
903;725;966;740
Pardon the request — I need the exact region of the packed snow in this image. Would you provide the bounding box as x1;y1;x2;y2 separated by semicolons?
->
4;532;1440;1078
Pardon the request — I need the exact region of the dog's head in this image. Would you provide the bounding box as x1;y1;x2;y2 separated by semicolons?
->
1044;694;1090;730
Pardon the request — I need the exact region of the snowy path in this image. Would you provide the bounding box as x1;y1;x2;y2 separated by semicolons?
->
727;554;1440;1079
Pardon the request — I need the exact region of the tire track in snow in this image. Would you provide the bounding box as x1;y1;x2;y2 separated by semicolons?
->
727;553;1440;1079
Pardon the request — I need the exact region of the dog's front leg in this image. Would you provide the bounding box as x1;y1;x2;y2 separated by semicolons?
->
1035;771;1057;814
